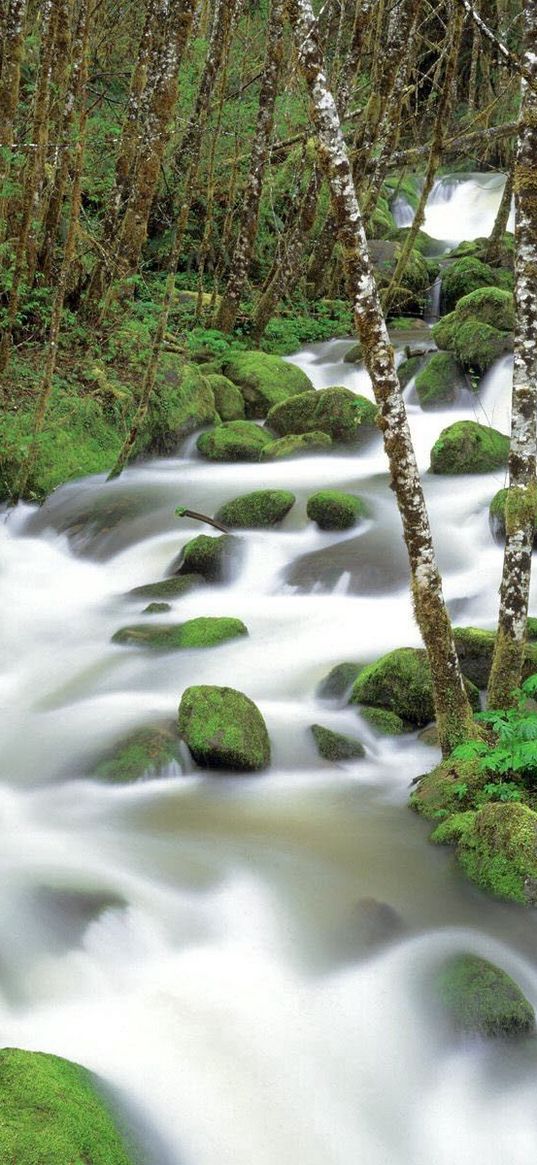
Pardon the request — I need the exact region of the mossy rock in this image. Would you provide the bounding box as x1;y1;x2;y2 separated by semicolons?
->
434;953;535;1036
310;723;365;761
206;373;245;421
127;573;205;601
306;490;368;530
431;800;537;906
317;661;361;700
197;419;273;461
453;625;537;688
144;360;218;454
527;616;537;640
216;489;295;528
415;352;467;409
398;354;425;390
388;226;441;256
349;646;480;727
260;432;332;460
343;343;363;364
441;257;502;312
174;533;240;583
447;233;514;270
220;351;313;419
411;754;488;819
267;387;377;444
432;288;514;375
489;487;537;545
451;286;515;331
430;421;509;474
0;1047;135;1164
358;706;411;734
93;723;181;782
178;685;270;772
142;601;171;614
112;616;247;650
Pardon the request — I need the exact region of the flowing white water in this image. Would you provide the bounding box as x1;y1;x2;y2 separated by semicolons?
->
2;176;536;1164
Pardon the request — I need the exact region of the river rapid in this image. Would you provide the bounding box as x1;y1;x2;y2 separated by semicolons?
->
2;174;537;1164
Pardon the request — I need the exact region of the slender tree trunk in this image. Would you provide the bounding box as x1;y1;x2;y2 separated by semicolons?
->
215;0;285;333
484;164;513;265
285;0;478;754
0;0;27;246
488;12;537;709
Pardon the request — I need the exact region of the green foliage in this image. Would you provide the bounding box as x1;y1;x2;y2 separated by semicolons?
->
452;674;537;784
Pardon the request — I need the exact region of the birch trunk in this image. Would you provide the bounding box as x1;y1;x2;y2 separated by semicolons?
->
0;0;27;246
286;0;477;755
488;8;537;709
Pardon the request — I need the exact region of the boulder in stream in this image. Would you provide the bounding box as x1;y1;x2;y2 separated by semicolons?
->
415;352;468;408
267;386;377;443
349;647;480;727
432;288;514;375
216;489;295;528
440;256;508;312
306;490;368;530
179;685;271;771
310;724;365;761
453;625;537;688
144;360;218;454
430;421;509;474
171;534;241;583
128;573;205;601
93;723;182;782
489;487;537;546
0;1047;136;1163
220;351;313;418
434;953;535;1037
317;661;362;700
260;431;332;460
112;616;248;651
357;706;411;735
197;419;274;461
431;801;537;907
206;373;245;420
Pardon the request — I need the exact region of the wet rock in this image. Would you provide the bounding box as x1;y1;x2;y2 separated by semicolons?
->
453;626;537;688
267;386;377;443
357;706;411;734
432;288;514;375
430;421;509;475
24;488;155;559
170;533;241;583
127;573;205;601
112;616;248;651
352;897;406;951
206;373;245;420
216;489;295;528
440;256;508;312
317;662;361;700
178;685;270;771
0;1047;137;1163
284;527;410;595
144;360;218;454
220;350;313;418
32;887;126;947
260;432;332;460
432;802;537;907
434;953;535;1036
415;352;468;408
343;343;363;364
397;354;425;389
349;647;480;727
93;723;182;782
489;487;537;546
310;723;365;761
142;601;171;614
197;419;273;461
306;490;368;531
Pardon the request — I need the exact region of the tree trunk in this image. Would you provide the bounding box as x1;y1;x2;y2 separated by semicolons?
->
488;10;537;709
285;0;478;755
484;164;513;265
0;0;27;246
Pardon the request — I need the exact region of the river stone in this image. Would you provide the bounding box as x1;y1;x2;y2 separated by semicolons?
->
145;360;218;454
440;256;503;312
435;953;536;1037
197;419;273;461
206;373;245;420
112;616;248;650
24;488;156;560
453;626;537;688
349;647;480;727
284;527;410;595
267;387;377;444
178;685;270;771
358;706;412;734
352;897;406;952
306;490;368;531
430;421;509;474
398;354;425;389
171;533;241;583
415;352;468;408
444;802;537;906
216;489;295;528
317;662;361;700
93;723;182;782
220;351;313;418
127;573;205;601
489;487;537;545
0;1047;135;1163
260;432;332;460
142;601;171;614
310;724;365;761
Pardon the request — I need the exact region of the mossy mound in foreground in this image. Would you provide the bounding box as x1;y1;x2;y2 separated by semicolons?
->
430;421;509;474
348;647;480;728
415;352;467;409
216;489;295;528
93;723;181;782
260;432;332;459
267;387;377;443
112;616;247;650
206;373;245;420
310;724;365;761
434;954;535;1037
220;351;313;418
197;419;273;461
431;802;537;906
178;685;270;771
174;533;240;582
0;1047;135;1164
144;360;218;454
306;490;368;530
489;487;537;544
440;256;510;313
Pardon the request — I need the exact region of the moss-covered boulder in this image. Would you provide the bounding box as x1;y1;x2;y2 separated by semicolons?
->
411;754;487;819
430;799;537;906
441;257;502;312
453;625;537;688
142;601;171;613
306;490;368;530
127;573;205;601
398;354;425;390
432;288;514;375
452;286;515;332
206;373;245;421
216;489;295;528
112;616;247;650
349;647;480;727
174;533;240;583
178;685;270;771
430;421;509;474
343;343;363;364
260;432;332;459
310;723;365;761
317;661;361;700
434;954;535;1037
489;487;537;545
93;723;181;782
358;706;411;734
267;387;377;443
0;1047;135;1164
415;352;467;408
144;360;218;454
197;419;273;461
220;351;313;418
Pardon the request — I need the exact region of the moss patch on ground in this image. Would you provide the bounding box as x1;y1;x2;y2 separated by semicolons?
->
112;616;247;650
178;685;270;771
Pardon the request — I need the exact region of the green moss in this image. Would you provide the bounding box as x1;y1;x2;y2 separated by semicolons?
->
490;487;537;543
176;534;239;583
388;226;440;256
358;706;411;735
398;354;425;390
0;1047;135;1164
142;601;171;613
93;723;181;782
457;802;537;904
206;374;245;421
260;432;332;459
266;387;377;443
112;616;248;650
216;489;295;528
430;810;477;844
127;574;205;601
447;234;514;269
220;351;313;418
410;754;486;819
143;360;218;455
434;953;535;1036
197;419;273;461
430;421;509;474
343;343;363;365
453;625;537;687
441;257;501;312
306;490;368;530
317;661;361;700
310;723;365;761
178;684;270;771
349;647;479;728
527;617;537;641
452;286;515;331
415;352;467;408
432;288;514;375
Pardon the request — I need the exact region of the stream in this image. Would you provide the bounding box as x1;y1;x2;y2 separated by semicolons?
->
2;173;537;1164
